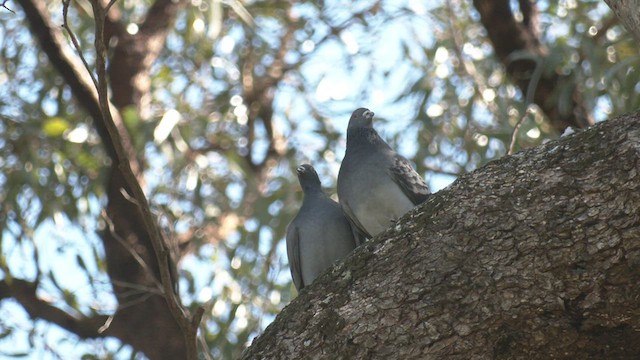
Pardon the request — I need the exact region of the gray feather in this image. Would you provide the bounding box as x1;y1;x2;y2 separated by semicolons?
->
285;225;303;291
286;164;357;291
338;108;430;238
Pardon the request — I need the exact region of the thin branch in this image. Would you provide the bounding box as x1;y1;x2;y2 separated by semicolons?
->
18;1;197;356
508;106;533;155
445;0;499;115
198;330;215;360
104;0;118;13
115;291;156;310
98;314;114;334
88;1;201;358
241;5;295;172
508;53;543;155
471;0;593;132
0;279;110;339
102;210;164;291
1;0;15;13
517;0;539;38
16;0;117;159
61;0;98;89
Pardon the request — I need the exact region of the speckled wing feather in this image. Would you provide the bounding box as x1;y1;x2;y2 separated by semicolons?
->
389;154;430;205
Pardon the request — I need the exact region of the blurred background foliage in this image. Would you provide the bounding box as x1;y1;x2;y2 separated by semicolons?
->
0;0;639;358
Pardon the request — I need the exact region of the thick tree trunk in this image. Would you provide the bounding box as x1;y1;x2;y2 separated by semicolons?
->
242;112;640;359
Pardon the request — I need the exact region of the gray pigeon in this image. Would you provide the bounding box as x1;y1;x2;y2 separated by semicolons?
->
337;108;430;239
286;164;357;291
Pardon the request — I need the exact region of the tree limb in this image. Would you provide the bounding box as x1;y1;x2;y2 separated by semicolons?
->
0;279;110;339
242;111;640;359
18;1;199;358
107;0;188;114
90;2;200;359
472;0;594;132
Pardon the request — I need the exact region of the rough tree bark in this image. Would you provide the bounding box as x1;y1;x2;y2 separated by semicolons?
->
242;112;640;359
472;0;594;132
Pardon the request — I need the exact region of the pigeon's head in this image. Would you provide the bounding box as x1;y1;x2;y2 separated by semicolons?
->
347;108;375;131
296;164;321;190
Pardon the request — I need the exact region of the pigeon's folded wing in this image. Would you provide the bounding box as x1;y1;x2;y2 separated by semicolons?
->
285;225;304;290
389;155;430;205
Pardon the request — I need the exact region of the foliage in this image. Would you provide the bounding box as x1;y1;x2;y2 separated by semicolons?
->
0;0;638;358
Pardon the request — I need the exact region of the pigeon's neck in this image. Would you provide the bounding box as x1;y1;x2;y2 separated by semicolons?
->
346;127;390;151
301;187;328;208
302;184;324;196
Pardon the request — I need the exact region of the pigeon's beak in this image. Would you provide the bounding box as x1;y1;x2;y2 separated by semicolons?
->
364;110;374;120
296;166;305;175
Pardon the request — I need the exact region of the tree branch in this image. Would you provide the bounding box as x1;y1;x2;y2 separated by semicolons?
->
107;0;188;114
241;7;295;173
472;0;594;132
89;2;200;359
19;0;201;357
242;111;640;359
16;0;116;160
0;279;110;339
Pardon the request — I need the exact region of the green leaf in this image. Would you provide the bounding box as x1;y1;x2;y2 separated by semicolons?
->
122;106;140;131
81;354;101;360
42;117;70;137
76;254;88;272
0;327;12;340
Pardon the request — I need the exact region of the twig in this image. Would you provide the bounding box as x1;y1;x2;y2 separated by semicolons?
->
1;0;15;13
102;210;164;291
508;107;533;155
445;0;499;116
110;279;162;296
97;314;114;333
118;187;140;206
507;54;544;155
104;0;118;13
61;0;99;89
84;1;202;358
198;325;214;360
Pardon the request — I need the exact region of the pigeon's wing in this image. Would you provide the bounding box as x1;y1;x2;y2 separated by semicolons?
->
350;225;368;247
285;224;304;290
389;154;430;205
340;198;372;241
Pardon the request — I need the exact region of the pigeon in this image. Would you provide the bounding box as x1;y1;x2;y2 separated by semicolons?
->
286;164;358;291
337;108;430;239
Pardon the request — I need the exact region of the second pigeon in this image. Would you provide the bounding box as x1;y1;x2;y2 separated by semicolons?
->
286;164;358;291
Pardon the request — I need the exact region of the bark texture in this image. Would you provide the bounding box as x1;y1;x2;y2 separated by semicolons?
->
242;112;640;359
